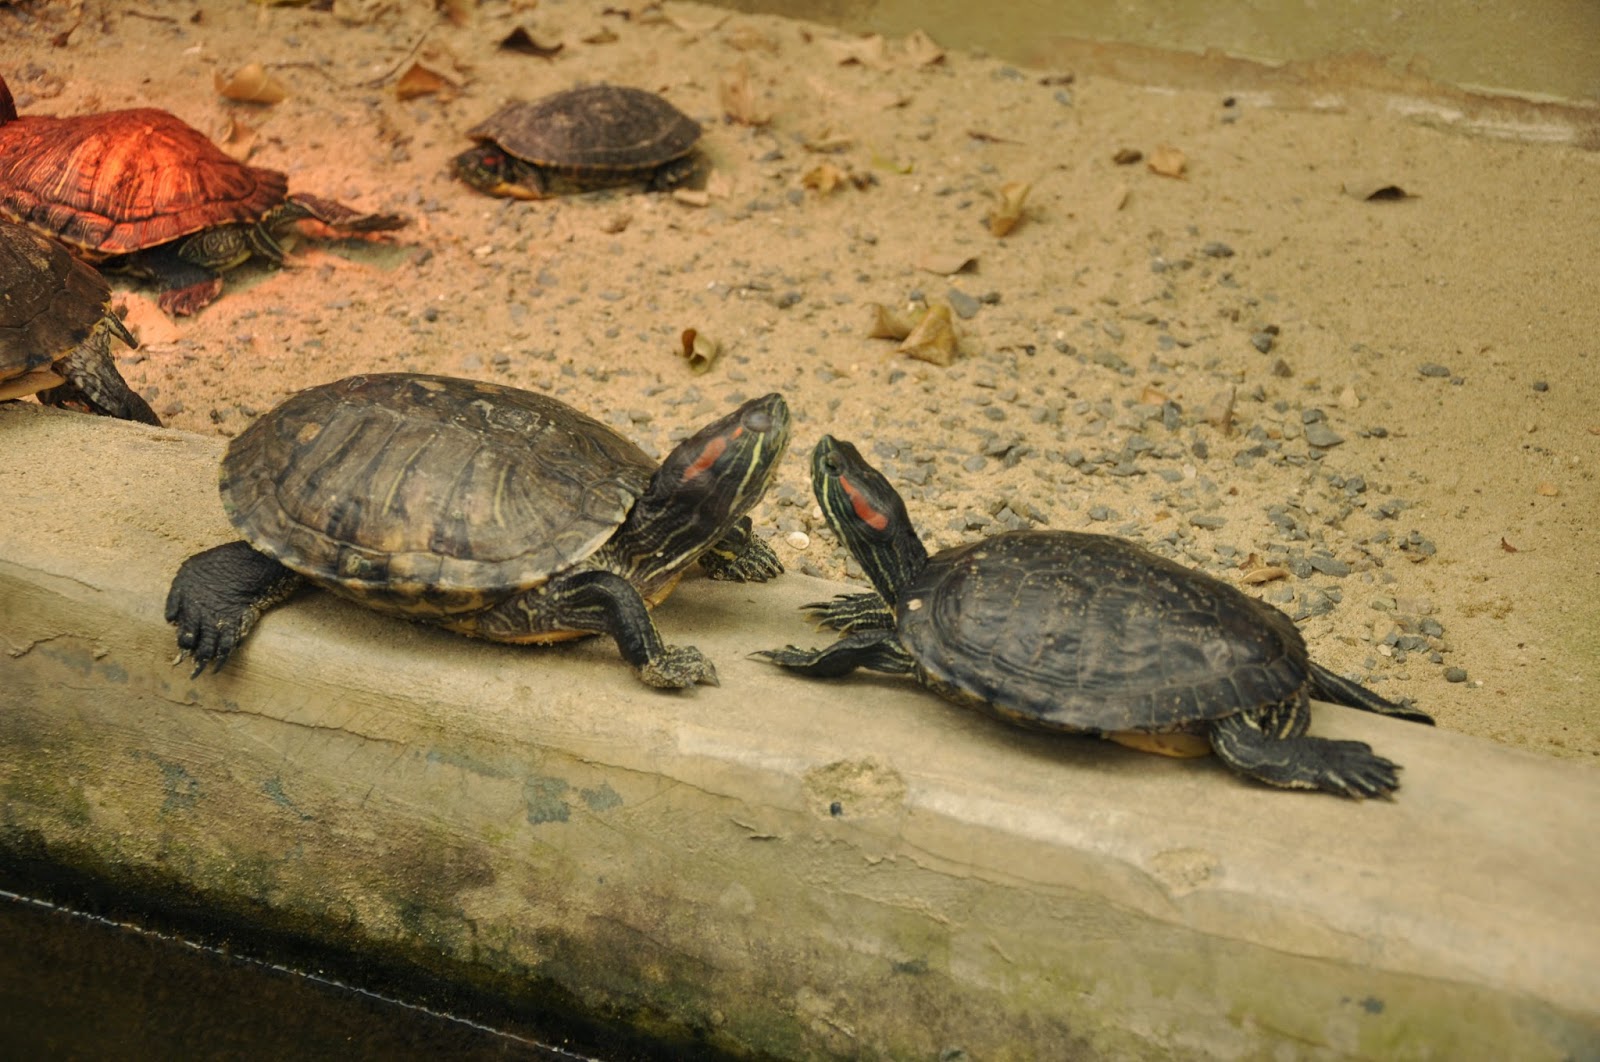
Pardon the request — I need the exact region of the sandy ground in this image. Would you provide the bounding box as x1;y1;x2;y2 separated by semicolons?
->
2;1;1595;761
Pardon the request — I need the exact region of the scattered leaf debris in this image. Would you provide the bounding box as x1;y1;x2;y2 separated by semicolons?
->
987;180;1031;237
1147;144;1187;178
214;63;288;105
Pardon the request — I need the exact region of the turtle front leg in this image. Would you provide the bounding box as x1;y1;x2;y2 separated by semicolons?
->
698;516;782;582
166;541;305;676
754;629;915;679
800;591;893;632
499;569;718;689
118;243;228;316
43;325;160;425
1207;693;1403;799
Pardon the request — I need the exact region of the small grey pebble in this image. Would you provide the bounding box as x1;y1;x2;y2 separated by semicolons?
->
1532;380;1549;392
1304;422;1345;448
1418;363;1452;378
1201;241;1235;258
961;455;988;473
947;288;982;320
1251;332;1275;354
1087;505;1113;522
1443;667;1469;683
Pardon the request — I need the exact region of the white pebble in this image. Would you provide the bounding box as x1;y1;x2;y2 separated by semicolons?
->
786;531;811;551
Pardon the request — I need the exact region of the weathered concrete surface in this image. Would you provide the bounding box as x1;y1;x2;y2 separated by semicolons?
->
2;403;1598;1059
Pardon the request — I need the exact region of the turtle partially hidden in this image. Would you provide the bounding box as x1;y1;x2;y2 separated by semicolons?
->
758;437;1435;798
454;84;701;199
0;74;407;315
0;216;158;424
167;374;790;689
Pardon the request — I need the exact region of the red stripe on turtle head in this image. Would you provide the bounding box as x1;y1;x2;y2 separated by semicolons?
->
681;433;730;483
839;475;889;531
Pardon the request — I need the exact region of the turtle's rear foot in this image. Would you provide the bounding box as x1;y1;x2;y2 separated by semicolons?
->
1209;711;1403;799
639;645;719;689
166;541;303;677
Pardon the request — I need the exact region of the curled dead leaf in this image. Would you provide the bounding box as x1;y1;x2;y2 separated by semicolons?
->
1147;144;1187;178
500;26;563;57
1239;565;1290;585
395;62;452;101
214;63;288;105
1342;177;1411;201
867;302;925;340
219;115;257;161
897;302;959;366
1499;537;1519;553
720;61;771;127
902;28;944;66
680;328;721;373
987;180;1031;237
802;161;847;195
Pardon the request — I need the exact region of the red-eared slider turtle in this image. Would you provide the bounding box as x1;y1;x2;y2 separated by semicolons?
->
454;84;701;199
758;436;1434;798
167;374;789;688
0;74;407;316
0;217;158;424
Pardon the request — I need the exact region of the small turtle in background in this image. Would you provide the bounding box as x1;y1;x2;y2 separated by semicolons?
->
0;74;407;315
758;436;1434;799
454;84;701;199
0;217;158;424
167;374;789;689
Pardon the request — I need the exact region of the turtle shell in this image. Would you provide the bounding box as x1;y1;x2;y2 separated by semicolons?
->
894;530;1309;732
221;373;657;617
0;216;121;385
0;105;287;257
466;84;700;175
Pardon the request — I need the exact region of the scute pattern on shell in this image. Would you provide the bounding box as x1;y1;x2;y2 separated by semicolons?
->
0;217;117;374
897;530;1308;731
467;84;700;174
0;108;287;256
221;374;657;617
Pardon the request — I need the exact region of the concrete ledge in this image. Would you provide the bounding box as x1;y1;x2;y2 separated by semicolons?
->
2;403;1597;1059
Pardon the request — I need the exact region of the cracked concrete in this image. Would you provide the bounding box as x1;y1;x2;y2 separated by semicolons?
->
2;403;1598;1059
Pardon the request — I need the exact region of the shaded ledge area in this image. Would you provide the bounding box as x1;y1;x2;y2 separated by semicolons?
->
2;404;1597;1060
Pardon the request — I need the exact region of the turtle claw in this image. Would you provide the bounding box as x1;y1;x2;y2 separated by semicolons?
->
639;645;718;689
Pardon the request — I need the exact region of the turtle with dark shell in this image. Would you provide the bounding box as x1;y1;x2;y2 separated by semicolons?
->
0;217;158;424
454;84;701;199
167;374;790;689
0;74;406;316
758;437;1435;798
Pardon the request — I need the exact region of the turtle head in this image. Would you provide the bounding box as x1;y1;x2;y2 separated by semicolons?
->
625;393;791;580
451;144;545;200
811;436;929;608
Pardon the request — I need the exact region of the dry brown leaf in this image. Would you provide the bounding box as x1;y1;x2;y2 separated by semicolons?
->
802;131;854;154
898;302;959;366
720;61;771;126
600;212;631;234
671;188;710;208
219;115;257;161
867;303;925;340
500;26;563;57
1240;565;1290;585
987;180;1031;237
680;328;721;373
1140;385;1171;406
1499;537;1519;553
724;26;779;53
395;62;452;101
214;63;288;105
1147;144;1187;178
829;33;887;67
1342;177;1411;201
1112;147;1142;165
1202;386;1236;434
915;251;977;276
902;28;944;66
801;162;847;195
1535;482;1560;497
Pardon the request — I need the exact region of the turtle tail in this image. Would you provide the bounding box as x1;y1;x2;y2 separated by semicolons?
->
1308;661;1434;725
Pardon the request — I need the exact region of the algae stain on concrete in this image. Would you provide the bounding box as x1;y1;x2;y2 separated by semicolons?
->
524;774;571;825
262;776;312;821
132;752;199;813
579;782;622;812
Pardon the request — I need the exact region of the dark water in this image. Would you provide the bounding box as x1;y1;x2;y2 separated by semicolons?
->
0;890;600;1061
